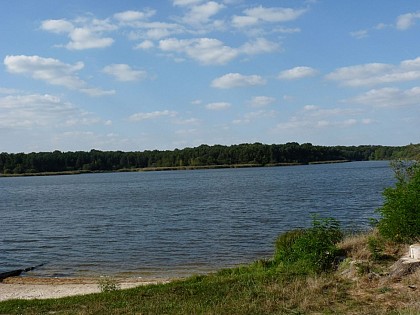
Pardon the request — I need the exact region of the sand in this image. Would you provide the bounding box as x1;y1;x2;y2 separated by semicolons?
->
0;277;169;302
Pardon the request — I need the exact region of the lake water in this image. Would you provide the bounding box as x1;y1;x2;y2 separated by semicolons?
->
0;161;394;279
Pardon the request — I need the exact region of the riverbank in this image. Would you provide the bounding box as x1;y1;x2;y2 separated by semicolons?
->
0;160;351;177
0;231;419;314
0;276;170;301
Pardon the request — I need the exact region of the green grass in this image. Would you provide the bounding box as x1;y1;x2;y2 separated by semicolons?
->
1;230;419;315
0;269;348;314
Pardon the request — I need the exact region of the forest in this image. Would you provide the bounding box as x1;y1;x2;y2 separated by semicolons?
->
1;142;419;175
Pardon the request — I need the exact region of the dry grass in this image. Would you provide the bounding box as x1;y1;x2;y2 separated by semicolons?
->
339;229;409;260
336;230;420;314
339;231;373;260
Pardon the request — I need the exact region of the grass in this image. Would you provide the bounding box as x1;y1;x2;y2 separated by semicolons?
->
0;231;419;315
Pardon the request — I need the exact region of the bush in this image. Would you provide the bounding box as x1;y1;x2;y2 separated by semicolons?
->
367;236;385;261
376;160;420;243
274;229;305;263
98;277;120;293
274;215;343;273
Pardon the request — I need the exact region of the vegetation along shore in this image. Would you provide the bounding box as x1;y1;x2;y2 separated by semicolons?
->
0;159;419;314
1;142;419;176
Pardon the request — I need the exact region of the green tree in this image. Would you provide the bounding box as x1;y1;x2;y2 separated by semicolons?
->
376;160;420;243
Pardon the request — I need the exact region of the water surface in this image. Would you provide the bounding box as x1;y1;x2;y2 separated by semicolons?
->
0;161;394;278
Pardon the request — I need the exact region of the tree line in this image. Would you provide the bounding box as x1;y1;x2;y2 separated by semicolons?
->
1;142;419;175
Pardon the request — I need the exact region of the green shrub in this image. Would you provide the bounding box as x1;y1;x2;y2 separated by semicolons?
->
98;277;120;293
376;160;420;243
274;215;343;273
274;229;305;263
367;236;385;261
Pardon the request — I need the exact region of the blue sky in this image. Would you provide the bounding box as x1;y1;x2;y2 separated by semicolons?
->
1;0;419;153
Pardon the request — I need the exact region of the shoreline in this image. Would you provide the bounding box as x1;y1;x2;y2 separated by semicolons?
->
0;160;352;177
0;276;171;302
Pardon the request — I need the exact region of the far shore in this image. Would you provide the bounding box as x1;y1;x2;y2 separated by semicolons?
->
0;160;352;177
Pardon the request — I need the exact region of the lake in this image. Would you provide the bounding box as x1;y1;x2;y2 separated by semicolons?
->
0;161;394;279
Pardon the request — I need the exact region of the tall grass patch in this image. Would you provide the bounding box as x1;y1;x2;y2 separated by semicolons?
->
274;215;343;273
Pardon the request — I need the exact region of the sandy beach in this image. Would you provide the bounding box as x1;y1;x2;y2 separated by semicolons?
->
0;277;169;302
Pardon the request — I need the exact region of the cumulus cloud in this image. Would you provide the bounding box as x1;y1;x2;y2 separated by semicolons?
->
159;36;280;65
128;110;177;122
396;12;420;30
5;55;84;87
0;94;101;128
0;87;20;94
205;102;231;110
41;19;74;33
181;1;225;25
41;17;116;50
114;10;156;23
278;66;318;80
349;86;420;108
159;37;238;65
128;21;184;41
135;40;155;50
211;73;266;89
350;29;368;39
233;110;276;124
173;0;203;6
102;64;147;82
248;96;276;107
4;55;114;96
232;6;306;28
240;38;280;55
325;57;420;87
274;105;370;131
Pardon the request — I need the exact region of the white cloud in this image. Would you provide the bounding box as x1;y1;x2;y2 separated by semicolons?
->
128;21;184;41
173;117;200;125
135;40;155;50
0;87;20;94
173;0;203;6
273;105;367;132
350;86;420;108
181;1;225;25
211;73;266;89
52;131;132;152
80;88;116;97
5;55;84;88
233;110;276;124
278;66;318;80
159;37;238;65
325;57;420;87
232;6;306;28
103;64;147;82
240;38;280;55
66;27;114;50
159;36;280;65
41;19;74;33
41;17;115;50
248;96;276;107
375;23;389;30
0;94;101;129
191;99;203;105
350;29;368;39
4;55;114;96
396;12;420;30
303;105;319;111
128;110;177;122
205;102;231;110
114;10;156;23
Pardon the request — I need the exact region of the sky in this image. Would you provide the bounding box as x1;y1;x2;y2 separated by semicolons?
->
1;0;420;153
